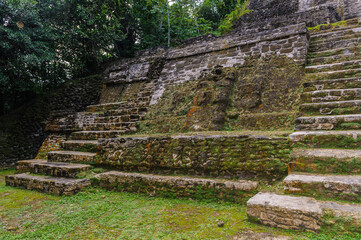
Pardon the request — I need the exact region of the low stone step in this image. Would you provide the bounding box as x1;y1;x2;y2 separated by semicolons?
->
310;32;361;48
300;100;361;115
308;45;361;60
303;77;361;92
82;122;137;131
310;26;361;42
48;151;96;163
309;18;361;37
284;173;361;201
69;130;129;140
309;36;361;52
94;115;140;123
289;130;361;149
101;108;147;117
94;171;258;203
305;59;361;74
247;192;361;232
17;159;91;178
61;140;98;152
86;101;149;112
308;51;361;66
301;88;361;103
289;148;361;174
306;68;361;82
86;102;126;112
295;114;361;130
5;173;91;196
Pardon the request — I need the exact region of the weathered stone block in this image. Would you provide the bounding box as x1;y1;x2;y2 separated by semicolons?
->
95;171;258;203
5;173;90;196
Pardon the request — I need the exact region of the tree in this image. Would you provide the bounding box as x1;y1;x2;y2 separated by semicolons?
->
0;0;245;115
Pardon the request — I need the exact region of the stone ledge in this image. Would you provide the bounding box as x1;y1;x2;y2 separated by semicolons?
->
289;148;361;174
247;192;361;232
48;151;96;163
284;173;361;201
247;192;322;232
17;159;91;178
97;132;291;179
94;171;258;203
5;173;91;196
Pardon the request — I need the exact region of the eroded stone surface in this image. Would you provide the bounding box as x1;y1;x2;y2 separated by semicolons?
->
5;173;90;196
97;133;290;179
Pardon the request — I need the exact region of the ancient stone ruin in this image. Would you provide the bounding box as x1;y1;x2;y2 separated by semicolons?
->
3;0;361;232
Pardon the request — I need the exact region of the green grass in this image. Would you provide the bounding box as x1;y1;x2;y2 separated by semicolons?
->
0;169;361;239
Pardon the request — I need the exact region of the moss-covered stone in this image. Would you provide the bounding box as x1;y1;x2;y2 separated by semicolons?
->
96;132;292;180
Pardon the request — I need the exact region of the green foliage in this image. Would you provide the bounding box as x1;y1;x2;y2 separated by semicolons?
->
216;0;251;35
0;0;66;114
0;0;247;115
1;169;361;239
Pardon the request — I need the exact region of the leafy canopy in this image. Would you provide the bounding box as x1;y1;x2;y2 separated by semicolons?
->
0;0;248;115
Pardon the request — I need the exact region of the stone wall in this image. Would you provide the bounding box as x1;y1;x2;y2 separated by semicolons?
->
0;75;103;167
235;0;361;32
96;133;291;180
151;23;308;104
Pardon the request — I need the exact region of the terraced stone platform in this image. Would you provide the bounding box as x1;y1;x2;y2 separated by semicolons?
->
247;18;361;232
95;171;258;203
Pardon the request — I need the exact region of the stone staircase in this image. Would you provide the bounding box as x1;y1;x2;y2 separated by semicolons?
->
5;77;262;201
5;89;152;195
247;18;361;232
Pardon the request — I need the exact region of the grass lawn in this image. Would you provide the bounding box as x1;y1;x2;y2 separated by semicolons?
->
0;169;360;240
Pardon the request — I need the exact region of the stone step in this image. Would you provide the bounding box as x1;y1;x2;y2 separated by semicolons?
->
16;159;91;178
309;18;361;36
5;173;91;196
300;100;361;115
308;45;361;60
301;88;361;103
305;59;361;74
309;36;361;52
284;173;361;202
86;101;149;112
310;26;361;42
247;192;361;232
289;148;361;174
101;108;147;117
303;77;361;92
295;114;361;130
69;130;129;140
61;140;99;153
48;151;96;163
94;115;140;123
307;51;361;66
289;130;361;149
310;31;361;48
86;102;127;112
306;68;361;82
82;122;137;131
94;171;258;203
